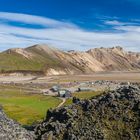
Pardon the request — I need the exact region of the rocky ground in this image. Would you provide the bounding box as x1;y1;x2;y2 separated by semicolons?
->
0;106;35;140
0;84;140;140
35;85;140;140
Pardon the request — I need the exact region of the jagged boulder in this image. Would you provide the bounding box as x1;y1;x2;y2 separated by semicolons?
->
0;107;35;140
35;85;140;140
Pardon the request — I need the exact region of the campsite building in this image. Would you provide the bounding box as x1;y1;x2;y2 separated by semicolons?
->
58;89;72;98
50;85;60;92
77;87;92;92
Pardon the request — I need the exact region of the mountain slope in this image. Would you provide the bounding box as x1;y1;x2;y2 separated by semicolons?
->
0;44;140;75
87;47;140;71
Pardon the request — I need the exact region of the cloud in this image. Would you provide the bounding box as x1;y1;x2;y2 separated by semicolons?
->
0;12;140;52
104;20;139;26
114;25;140;33
104;20;125;26
0;12;77;28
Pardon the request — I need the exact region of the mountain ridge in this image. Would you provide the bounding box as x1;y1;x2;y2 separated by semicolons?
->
0;44;140;75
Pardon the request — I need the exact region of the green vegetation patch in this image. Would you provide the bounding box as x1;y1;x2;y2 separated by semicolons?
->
0;88;61;125
65;91;102;105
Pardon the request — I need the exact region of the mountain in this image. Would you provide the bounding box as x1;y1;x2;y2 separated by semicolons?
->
0;44;140;75
35;85;140;140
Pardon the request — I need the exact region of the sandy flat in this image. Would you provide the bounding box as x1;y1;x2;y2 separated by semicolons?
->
0;72;140;83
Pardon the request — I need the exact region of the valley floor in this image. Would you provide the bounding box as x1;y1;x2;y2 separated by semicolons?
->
0;71;140;84
0;71;140;125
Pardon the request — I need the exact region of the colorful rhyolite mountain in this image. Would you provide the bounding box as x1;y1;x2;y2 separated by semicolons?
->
0;44;140;75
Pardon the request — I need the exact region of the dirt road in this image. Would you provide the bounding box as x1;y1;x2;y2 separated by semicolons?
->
57;98;66;108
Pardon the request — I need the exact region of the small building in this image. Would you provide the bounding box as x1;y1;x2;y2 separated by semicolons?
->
42;90;49;95
77;87;92;92
50;85;60;92
58;89;72;98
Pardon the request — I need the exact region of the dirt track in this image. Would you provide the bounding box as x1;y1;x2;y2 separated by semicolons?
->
57;98;66;108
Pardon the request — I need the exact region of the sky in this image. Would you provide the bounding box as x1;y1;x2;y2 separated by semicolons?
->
0;0;140;51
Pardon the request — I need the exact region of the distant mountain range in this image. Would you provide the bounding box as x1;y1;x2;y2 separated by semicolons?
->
0;44;140;75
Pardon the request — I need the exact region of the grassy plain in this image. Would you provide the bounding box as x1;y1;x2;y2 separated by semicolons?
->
0;87;61;125
64;91;102;105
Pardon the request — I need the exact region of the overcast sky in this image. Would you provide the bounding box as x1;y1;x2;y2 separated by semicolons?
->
0;0;140;51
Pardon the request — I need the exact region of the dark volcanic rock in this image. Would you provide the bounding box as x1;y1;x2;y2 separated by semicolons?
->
0;107;35;140
35;85;140;140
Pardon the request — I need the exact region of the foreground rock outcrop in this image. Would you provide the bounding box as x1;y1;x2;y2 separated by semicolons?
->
35;85;140;140
0;107;35;140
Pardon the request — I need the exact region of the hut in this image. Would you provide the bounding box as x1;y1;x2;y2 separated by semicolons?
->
58;89;72;98
50;85;60;92
42;90;49;95
77;87;92;92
